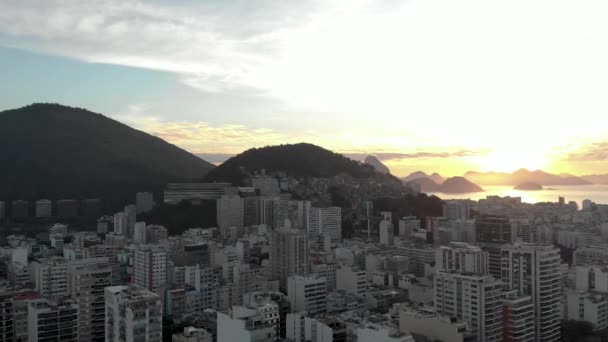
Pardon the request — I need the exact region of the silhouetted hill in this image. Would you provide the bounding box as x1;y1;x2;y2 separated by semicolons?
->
204;143;396;185
0;103;214;211
582;174;608;185
438;177;484;193
465;169;590;186
364;155;390;174
405;177;440;192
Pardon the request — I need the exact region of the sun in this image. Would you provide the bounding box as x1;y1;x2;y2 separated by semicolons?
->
478;146;548;173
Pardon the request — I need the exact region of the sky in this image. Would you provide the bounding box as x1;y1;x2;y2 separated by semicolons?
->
1;0;608;177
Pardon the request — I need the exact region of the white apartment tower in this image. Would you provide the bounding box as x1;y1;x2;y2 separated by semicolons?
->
31;256;68;300
27;299;79;342
434;272;504;342
501;244;562;342
133;246;168;295
436;242;489;275
287;275;327;315
105;285;163;342
68;258;113;342
307;207;341;250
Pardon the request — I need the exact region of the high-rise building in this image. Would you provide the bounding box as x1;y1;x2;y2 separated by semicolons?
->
443;200;470;220
270;228;309;291
136;192;155;214
105;285;163;342
68;258;112;342
27;299;78;342
476;214;513;243
217;306;277;342
133;246;168;295
436;242;489;275
379;219;394;245
134;221;147;244
286;313;347;342
501;244;562;342
113;212;127;236
287;275;327;315
217;195;245;237
35;199;52;218
124;204;137;238
307;207;341;250
502;291;537;342
434;272;503;342
30;256;68;300
146;225;168;243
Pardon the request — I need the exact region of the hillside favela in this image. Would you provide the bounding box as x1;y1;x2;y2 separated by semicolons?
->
2;1;608;342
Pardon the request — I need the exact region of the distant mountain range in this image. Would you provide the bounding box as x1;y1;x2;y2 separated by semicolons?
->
402;171;445;184
581;174;608;185
0;103;214;211
464;169;591;186
404;175;483;193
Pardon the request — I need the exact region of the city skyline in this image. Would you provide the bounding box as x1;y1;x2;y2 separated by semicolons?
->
2;0;608;177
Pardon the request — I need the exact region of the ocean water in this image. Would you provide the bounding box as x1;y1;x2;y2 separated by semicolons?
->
429;184;608;206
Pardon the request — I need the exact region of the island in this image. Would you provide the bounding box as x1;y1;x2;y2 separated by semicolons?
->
514;182;543;190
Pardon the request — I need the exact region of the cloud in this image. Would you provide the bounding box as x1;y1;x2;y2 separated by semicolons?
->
567;142;608;162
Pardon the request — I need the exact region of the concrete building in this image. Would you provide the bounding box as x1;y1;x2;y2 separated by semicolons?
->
68;258;113;342
134;221;147;244
27;299;78;342
147;225;168;243
501;244;562;342
217;195;245;237
251;176;280;197
133;246;168;295
269;228;309;291
574;245;608;266
287;275;327;315
31;256;68;300
436;242;489;275
172;326;213;342
336;266;367;296
136;192;155;214
502;291;535;342
286;313;347;342
307;207;341;250
311;263;338;291
124;204;137;238
113;212;127;236
434;272;503;342
35;199;52;218
379;219;394;246
566;291;608;331
105;285;163;342
217;305;278;342
399;308;472;342
443;200;470;220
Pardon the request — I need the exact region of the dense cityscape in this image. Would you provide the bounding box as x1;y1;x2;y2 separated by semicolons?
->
1;166;608;342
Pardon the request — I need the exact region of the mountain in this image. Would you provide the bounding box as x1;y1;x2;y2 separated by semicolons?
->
464;169;591;186
438;177;484;193
402;171;445;184
0;103;214;210
405;177;440;192
204;143;400;185
582;174;608;185
364;155;390;174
